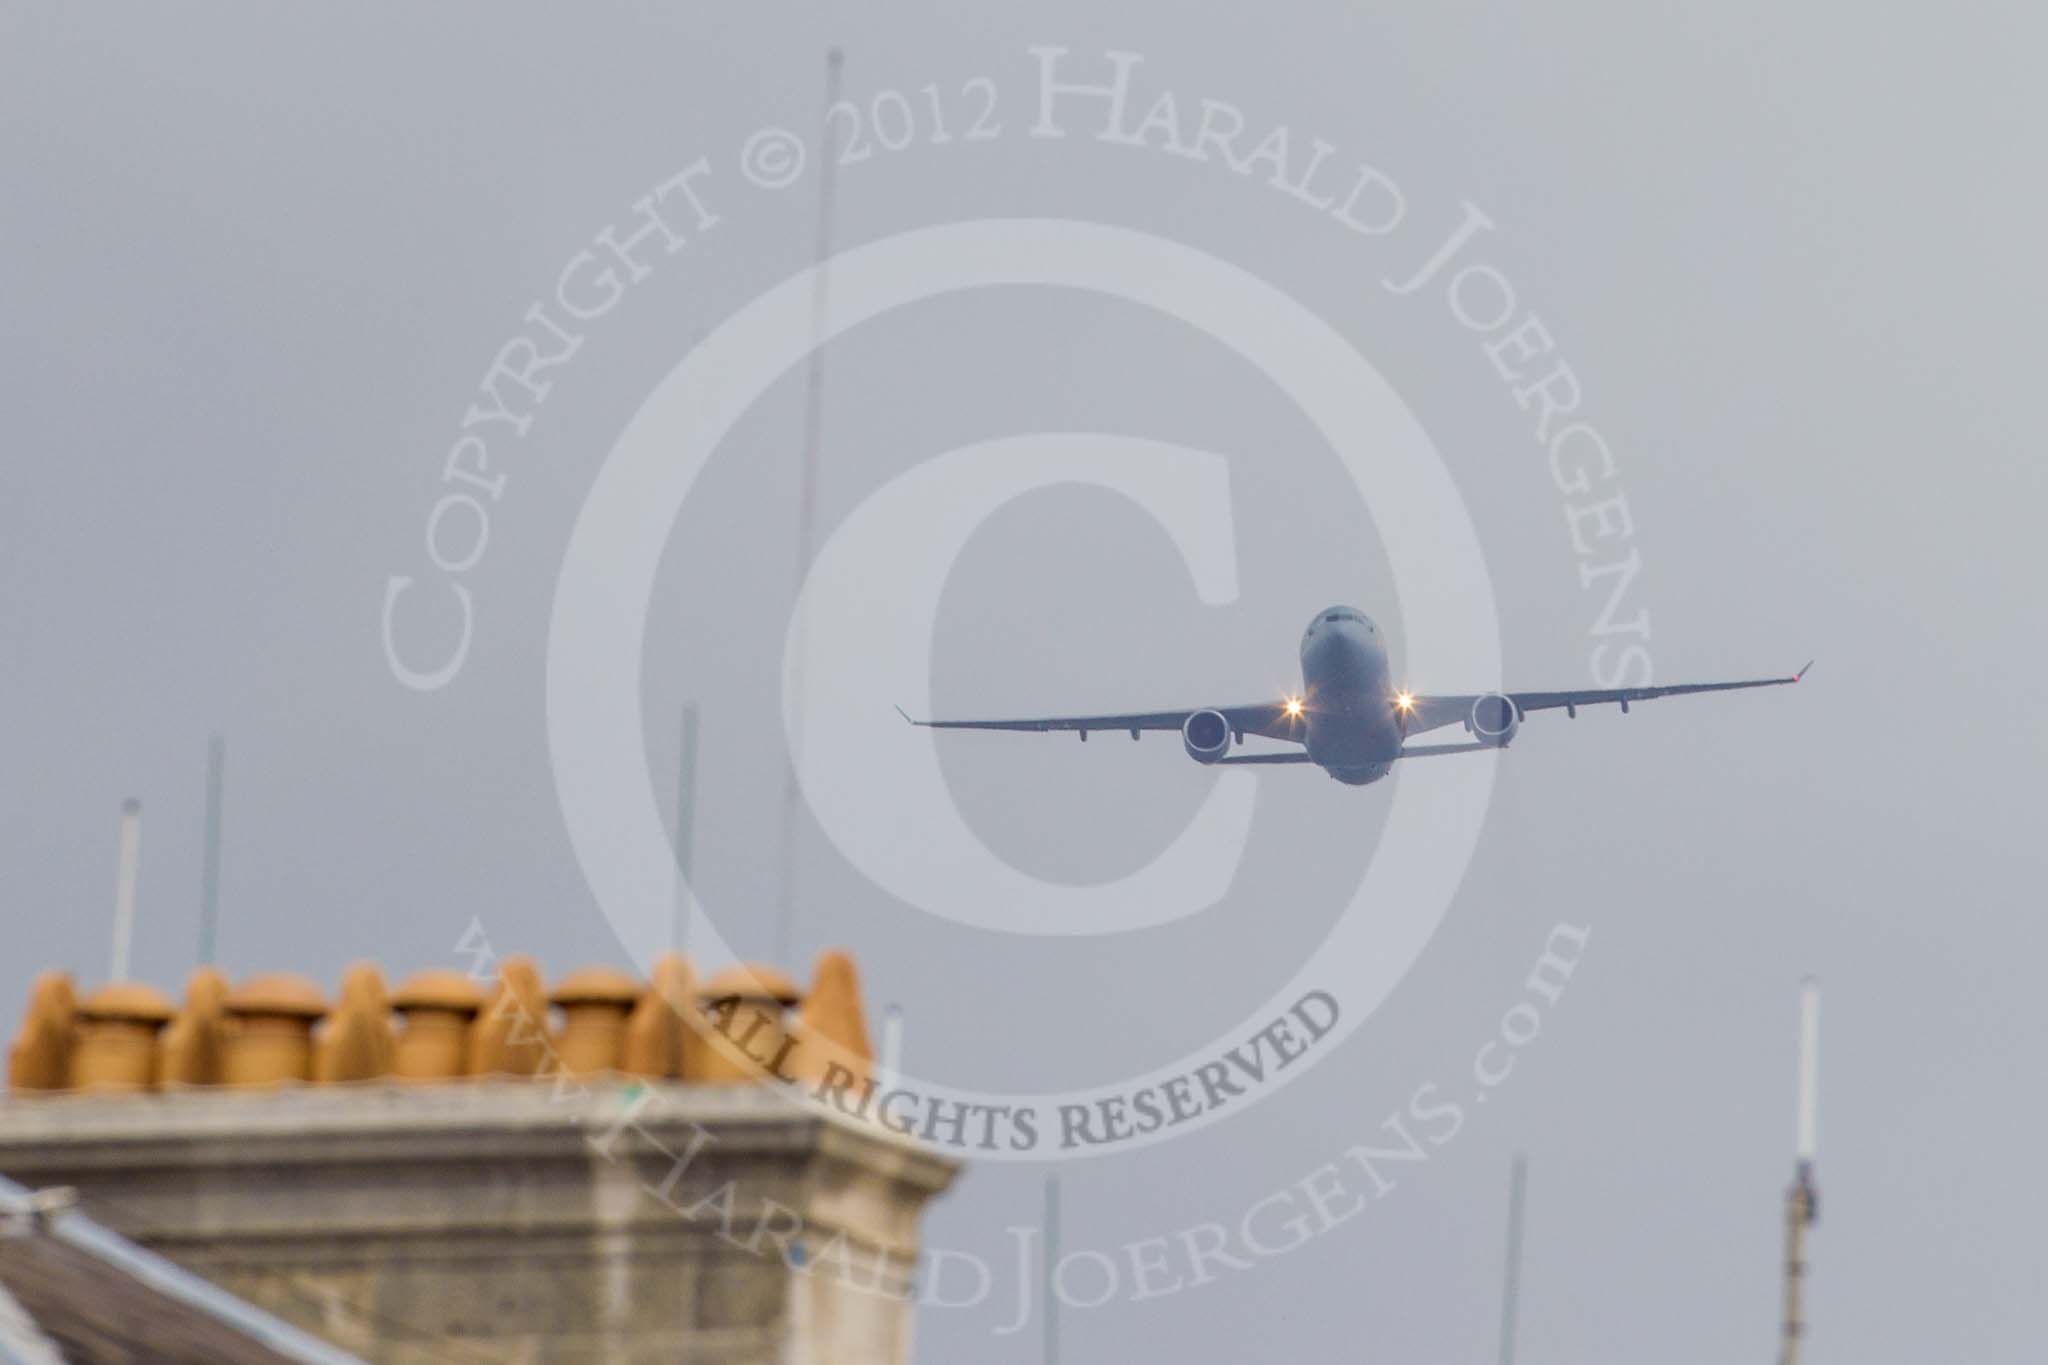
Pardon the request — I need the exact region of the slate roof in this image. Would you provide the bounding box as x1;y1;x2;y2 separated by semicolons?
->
0;1178;361;1365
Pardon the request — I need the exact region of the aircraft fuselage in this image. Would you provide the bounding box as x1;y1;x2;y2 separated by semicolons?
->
1298;605;1402;785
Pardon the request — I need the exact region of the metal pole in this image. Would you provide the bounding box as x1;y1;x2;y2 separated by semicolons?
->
774;46;844;968
1498;1153;1527;1365
110;799;142;982
1779;1180;1814;1365
198;734;225;965
674;702;699;955
1780;978;1821;1365
1797;978;1821;1167
1043;1174;1060;1365
879;1002;903;1087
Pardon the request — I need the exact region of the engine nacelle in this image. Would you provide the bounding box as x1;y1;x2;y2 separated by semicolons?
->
1182;709;1232;764
1468;693;1520;748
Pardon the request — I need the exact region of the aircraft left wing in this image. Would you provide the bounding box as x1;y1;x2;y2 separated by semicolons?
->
1402;661;1812;737
896;701;1304;744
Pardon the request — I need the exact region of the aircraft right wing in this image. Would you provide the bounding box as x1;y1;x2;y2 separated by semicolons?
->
1402;662;1812;737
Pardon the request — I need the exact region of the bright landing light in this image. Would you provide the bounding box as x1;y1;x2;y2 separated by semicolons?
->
1284;697;1304;718
1395;692;1415;711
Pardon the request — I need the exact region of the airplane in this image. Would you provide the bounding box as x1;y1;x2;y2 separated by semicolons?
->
900;604;1809;786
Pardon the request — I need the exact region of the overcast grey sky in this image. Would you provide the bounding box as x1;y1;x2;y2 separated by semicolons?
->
4;4;2046;1362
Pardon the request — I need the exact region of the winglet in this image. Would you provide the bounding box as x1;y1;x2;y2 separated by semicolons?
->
894;704;925;726
1794;660;1814;682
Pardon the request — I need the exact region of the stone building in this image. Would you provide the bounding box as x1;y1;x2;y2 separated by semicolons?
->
0;949;958;1364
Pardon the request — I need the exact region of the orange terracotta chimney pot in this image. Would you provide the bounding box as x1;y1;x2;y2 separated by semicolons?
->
391;969;485;1081
74;982;175;1093
790;949;873;1086
623;953;699;1080
549;967;641;1077
158;967;230;1087
222;974;327;1087
315;963;397;1084
468;956;551;1078
695;963;802;1085
7;971;78;1092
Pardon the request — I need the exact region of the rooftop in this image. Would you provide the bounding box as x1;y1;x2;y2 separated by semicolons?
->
0;1174;363;1365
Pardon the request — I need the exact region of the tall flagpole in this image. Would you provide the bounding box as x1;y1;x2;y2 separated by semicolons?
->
879;1002;903;1088
1779;978;1821;1365
774;45;843;967
673;701;699;954
197;734;225;965
109;799;142;982
1043;1174;1061;1365
1497;1154;1527;1365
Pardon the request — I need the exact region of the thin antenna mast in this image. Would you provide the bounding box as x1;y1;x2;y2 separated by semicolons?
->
879;1002;903;1087
774;45;844;967
1797;977;1820;1175
1498;1153;1527;1365
1779;978;1821;1365
197;734;225;965
1043;1174;1061;1365
673;701;699;954
109;799;142;982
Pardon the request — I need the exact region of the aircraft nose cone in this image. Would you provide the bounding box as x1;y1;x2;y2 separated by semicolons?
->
1301;620;1382;690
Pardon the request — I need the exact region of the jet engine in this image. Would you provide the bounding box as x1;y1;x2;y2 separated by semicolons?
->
1182;709;1232;764
1468;693;1520;748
